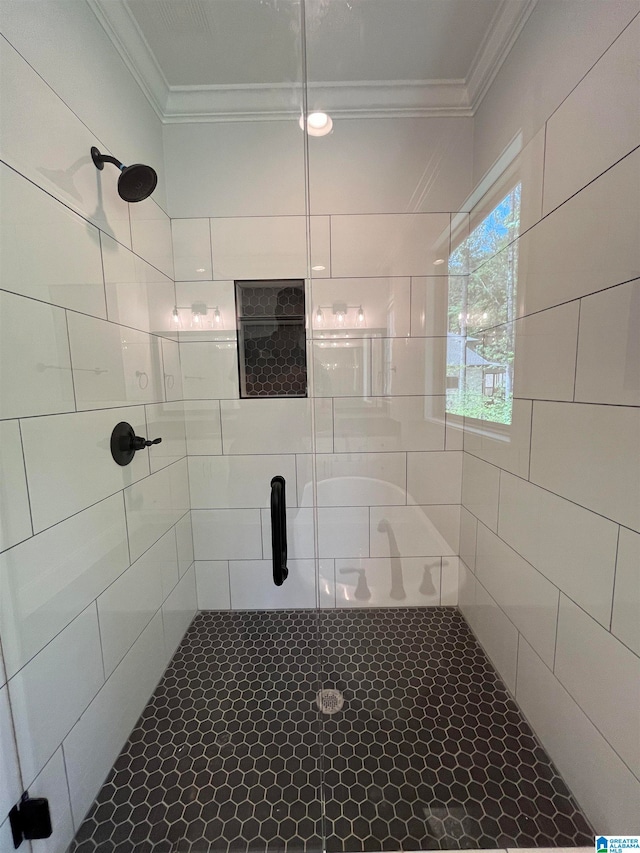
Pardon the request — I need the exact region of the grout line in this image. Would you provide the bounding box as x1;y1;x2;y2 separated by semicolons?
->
16;420;35;539
572;300;582;402
540;119;548;213
98;231;109;320
63;310;78;413
93;599;107;682
609;526;621;632
552;591;561;671
527;402;534;481
60;744;77;832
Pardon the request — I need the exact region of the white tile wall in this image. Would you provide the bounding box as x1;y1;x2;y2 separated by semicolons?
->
516;638;640;833
530;401;640;531
0;162;105;316
311;453;407;507
512;304;580;402
261;508;315;560
543;15;640;215
462;399;532;480
192;509;263;560
0;420;32;552
27;747;74;853
498;472;619;627
210;216;307;280
409;277;450;337
124;460;189;562
473;580;518;695
334;557;442;607
9;604;104;784
184;400;223;455
0;682;22;817
371;338;447;396
220;399;312;454
228;560;316;609
406;451;462;506
554;594;640;778
0;290;75;420
129;198;174;279
195;561;231;610
311;278;411;338
175;280;236;341
146;402;187;472
333;396;446;452
611;527;640;657
180;341;239;399
475;523;559;668
575;279;640;406
161;337;184;402
459;507;478;572
0;494;129;679
461;454;500;532
21;406;150;533
317;507;369;559
189;455;297;509
369;505;459;558
175;513;195;577
162;566;197;656
172;219;213;280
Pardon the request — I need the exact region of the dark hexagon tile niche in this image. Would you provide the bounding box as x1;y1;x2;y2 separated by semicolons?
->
68;608;592;853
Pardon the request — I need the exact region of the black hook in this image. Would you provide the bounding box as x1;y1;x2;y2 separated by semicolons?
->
110;422;162;466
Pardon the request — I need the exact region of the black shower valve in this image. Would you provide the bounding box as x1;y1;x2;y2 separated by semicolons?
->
110;421;162;466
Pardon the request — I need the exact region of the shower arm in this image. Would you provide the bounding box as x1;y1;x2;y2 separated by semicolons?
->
91;147;123;171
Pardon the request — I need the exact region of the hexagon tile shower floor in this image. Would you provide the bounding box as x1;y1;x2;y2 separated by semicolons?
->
69;608;592;853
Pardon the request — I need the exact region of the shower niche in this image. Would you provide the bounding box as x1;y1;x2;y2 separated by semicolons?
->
235;279;307;398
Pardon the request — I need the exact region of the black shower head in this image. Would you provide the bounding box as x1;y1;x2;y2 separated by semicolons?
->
91;146;158;203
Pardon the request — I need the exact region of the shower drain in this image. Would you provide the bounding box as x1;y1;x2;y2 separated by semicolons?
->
316;688;344;715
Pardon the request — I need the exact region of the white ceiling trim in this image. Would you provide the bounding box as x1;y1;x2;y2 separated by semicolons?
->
88;0;537;123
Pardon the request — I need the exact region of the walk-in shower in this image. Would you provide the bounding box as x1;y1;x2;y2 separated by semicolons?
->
0;1;638;852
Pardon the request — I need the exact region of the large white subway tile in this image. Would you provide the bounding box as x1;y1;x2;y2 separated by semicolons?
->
261;508;315;560
0;683;22;818
410;277;449;337
518;148;640;317
498;472;618;627
441;556;459;605
21;406;149;533
513;303;579;402
67;313;163;410
461;454;500;532
172;219;212;281
124;460;189;562
543;16;640;215
0;420;32;552
335;557;441;607
97;534;167;678
311;278;410;338
26;747;74;853
575;280;640;406
317;507;369;559
475;523;559;668
0;39;131;247
9;604;104;783
145;402;186;473
0;162;105;316
314;398;334;453
554;594;640;778
129;198;174;279
180;341;239;399
369;505;459;557
175;280;236;342
195;561;230;610
333;396;446;452
162;566;197;657
0;291;74;419
101;234;176;338
407;451;462;505
189;455;297;509
318;560;336;608
457;560;477;627
516;638;640;833
229;560;316;609
530;401;640;531
473;580;518;694
612;527;640;657
161;338;183;402
0;494;128;679
210;216;306;280
371;338;447;396
310;215;330;277
220;399;312;454
192;509;263;560
175;513;194;577
312;339;372;398
63;612;166;826
459;506;478;572
462;399;532;479
312;453;406;507
330;214;450;277
184;400;222;455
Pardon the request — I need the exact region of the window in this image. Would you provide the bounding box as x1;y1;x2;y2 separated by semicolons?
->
446;184;521;425
235;280;307;398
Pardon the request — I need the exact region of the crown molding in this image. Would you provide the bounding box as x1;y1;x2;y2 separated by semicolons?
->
88;0;538;124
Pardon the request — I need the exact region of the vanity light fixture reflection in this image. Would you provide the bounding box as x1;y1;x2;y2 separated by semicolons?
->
433;258;445;266
299;111;333;137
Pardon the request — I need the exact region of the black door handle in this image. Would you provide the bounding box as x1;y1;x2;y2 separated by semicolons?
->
270;476;288;586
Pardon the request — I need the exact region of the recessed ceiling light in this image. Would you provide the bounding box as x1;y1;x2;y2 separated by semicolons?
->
312;265;326;271
433;258;445;266
299;111;333;137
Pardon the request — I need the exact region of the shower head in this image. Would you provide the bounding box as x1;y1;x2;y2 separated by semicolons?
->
91;146;158;203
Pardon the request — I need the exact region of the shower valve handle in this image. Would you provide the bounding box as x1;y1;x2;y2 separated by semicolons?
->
131;435;162;450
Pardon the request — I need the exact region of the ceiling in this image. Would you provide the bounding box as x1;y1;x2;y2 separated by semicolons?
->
89;0;538;121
